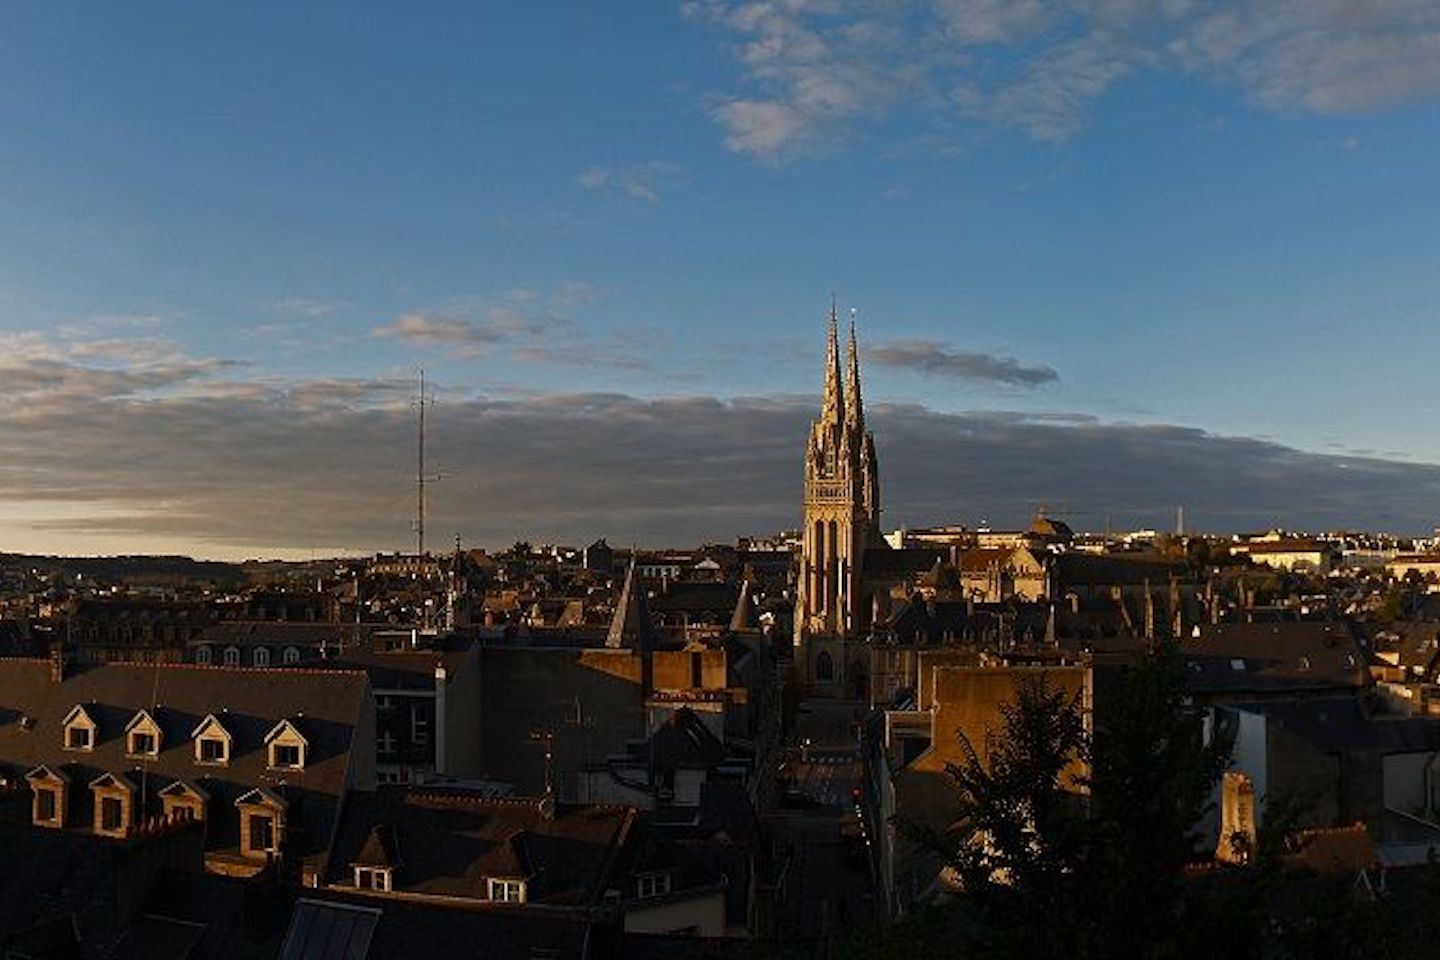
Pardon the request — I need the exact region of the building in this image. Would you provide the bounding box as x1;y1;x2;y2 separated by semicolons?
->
0;652;375;888
794;306;892;696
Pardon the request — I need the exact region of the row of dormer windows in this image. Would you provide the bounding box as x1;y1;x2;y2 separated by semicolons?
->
194;645;303;667
24;766;287;858
57;705;308;771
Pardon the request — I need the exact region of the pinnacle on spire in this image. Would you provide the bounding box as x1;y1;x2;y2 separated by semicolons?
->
822;299;844;422
845;312;864;434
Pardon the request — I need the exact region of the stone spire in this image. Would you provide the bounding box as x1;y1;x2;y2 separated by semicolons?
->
607;556;657;650
845;313;864;436
729;577;753;633
822;298;844;424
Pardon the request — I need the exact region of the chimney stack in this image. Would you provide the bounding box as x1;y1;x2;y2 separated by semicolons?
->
48;638;65;684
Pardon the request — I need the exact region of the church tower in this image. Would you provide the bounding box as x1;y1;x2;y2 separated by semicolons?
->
797;302;880;661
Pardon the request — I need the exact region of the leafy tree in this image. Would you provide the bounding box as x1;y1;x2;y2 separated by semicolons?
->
1079;640;1232;958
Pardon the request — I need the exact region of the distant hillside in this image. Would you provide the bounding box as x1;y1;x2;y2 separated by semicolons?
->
0;553;352;589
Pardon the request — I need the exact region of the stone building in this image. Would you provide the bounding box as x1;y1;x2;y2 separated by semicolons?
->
794;306;902;697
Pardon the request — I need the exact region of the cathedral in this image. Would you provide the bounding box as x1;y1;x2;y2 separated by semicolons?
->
795;304;887;697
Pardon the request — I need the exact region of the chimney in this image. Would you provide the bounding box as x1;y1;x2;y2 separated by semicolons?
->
48;639;65;684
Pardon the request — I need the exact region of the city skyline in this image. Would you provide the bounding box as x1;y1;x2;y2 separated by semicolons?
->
3;2;1440;557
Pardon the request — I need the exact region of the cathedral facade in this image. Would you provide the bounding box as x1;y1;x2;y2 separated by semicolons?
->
795;305;884;697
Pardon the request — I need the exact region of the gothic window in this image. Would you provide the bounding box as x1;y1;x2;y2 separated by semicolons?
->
253;647;270;668
282;646;300;665
223;646;240;667
816;651;834;681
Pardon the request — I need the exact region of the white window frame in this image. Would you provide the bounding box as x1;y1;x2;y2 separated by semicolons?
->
488;878;526;903
195;646;212;665
283;646;300;665
197;735;229;766
253;647;270;668
223;646;241;667
354;866;392;891
637;872;672;899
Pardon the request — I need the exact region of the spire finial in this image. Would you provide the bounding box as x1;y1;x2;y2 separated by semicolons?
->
822;297;844;422
845;306;864;433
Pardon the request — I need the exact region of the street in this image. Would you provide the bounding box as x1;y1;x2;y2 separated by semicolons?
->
771;698;875;955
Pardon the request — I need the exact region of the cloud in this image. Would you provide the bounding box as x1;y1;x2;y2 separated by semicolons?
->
372;285;650;369
575;162;681;203
270;297;345;318
4;374;1440;557
687;0;1440;154
868;340;1058;386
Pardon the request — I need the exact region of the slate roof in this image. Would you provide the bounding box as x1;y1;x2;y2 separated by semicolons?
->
0;658;368;867
1180;622;1369;697
1051;553;1189;587
1221;696;1440;754
327;788;635;907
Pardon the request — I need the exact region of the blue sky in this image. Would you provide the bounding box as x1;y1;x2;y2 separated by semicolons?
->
3;2;1440;557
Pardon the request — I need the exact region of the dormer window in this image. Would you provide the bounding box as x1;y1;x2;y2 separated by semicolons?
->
235;787;288;860
355;867;392;891
62;705;97;753
192;713;233;767
126;709;163;758
158;779;209;822
25;765;70;829
487;878;526;903
265;719;308;771
89;772;136;838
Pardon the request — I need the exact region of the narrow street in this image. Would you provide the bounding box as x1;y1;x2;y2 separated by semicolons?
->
771;699;875;956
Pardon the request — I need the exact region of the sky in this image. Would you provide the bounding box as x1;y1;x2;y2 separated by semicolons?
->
3;1;1440;559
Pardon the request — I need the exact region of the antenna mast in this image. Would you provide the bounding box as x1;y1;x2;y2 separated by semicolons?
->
413;370;442;555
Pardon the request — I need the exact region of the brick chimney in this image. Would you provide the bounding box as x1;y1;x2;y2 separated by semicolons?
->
48;638;66;684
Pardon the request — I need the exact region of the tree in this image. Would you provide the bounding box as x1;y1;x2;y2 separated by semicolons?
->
1079;639;1232;958
905;673;1088;959
896;644;1233;960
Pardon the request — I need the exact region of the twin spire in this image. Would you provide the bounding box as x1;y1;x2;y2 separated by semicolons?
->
822;297;865;432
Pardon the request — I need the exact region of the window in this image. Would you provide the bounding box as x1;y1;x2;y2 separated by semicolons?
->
411;708;428;746
377;731;396;757
637;872;672;899
265;719;308;771
130;731;157;756
283;646;300;665
355;867;391;891
488;878;526;903
67;726;92;751
816;651;834;681
376;694;395;712
223;646;240;667
249;813;276;853
100;796;123;832
199;737;228;765
196;646;212;665
253;647;270;667
36;788;56;822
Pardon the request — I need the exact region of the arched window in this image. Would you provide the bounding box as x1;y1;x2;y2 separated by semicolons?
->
223;646;240;667
816;650;834;681
253;647;270;668
282;646;300;665
195;646;212;666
